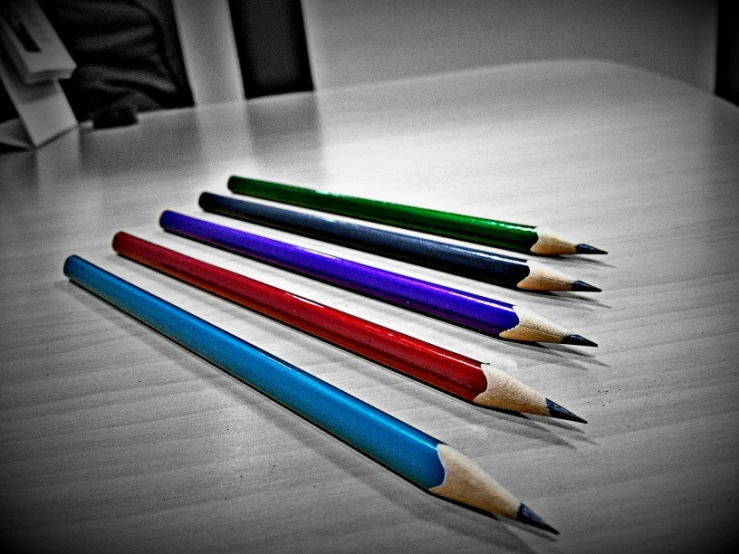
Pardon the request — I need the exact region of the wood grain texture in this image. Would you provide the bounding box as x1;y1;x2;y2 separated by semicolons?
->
1;60;738;553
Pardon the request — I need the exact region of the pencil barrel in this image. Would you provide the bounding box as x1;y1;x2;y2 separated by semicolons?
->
159;211;522;337
112;232;489;401
63;255;446;489
199;192;532;288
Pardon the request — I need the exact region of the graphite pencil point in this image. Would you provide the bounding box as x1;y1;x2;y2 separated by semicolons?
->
545;398;587;423
517;504;559;535
561;334;598;347
570;279;602;292
575;243;608;255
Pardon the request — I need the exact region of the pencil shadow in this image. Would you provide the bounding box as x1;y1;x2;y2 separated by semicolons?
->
421;496;558;547
521;289;601;302
508;292;612;313
56;279;249;390
529;414;586;433
550;256;615;268
549;293;612;309
560;431;598;446
528;417;597;445
482;410;581;449
540;344;611;367
487;407;596;445
503;341;610;369
56;279;564;547
392;484;554;550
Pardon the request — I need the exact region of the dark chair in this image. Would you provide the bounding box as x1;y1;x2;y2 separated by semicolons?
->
228;0;313;99
27;0;313;123
715;0;738;106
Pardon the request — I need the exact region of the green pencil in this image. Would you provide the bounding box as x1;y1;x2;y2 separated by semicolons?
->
228;176;606;256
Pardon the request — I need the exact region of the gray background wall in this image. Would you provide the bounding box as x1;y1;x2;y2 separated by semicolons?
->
302;0;717;91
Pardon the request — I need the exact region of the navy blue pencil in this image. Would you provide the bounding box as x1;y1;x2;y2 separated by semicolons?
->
199;192;599;292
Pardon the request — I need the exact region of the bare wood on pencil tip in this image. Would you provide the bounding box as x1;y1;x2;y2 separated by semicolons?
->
474;364;549;415
530;227;579;256
500;306;597;346
517;260;599;292
530;227;605;257
499;306;570;344
429;444;520;520
475;364;587;422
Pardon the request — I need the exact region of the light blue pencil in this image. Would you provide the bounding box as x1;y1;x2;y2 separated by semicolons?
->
63;255;558;534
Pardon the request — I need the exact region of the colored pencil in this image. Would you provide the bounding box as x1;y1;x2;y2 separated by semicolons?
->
160;211;597;347
227;176;607;256
63;255;559;534
199;192;600;292
113;232;586;422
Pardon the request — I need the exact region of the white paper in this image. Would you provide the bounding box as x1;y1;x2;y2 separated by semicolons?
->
0;46;77;149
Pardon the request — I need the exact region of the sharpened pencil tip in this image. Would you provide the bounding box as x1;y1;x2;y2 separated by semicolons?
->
545;398;587;424
517;504;559;535
570;280;602;292
561;334;598;347
575;243;607;255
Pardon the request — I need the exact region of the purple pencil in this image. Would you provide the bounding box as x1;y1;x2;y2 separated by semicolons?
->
160;211;596;346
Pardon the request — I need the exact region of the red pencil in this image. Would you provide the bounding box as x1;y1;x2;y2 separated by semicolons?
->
112;232;585;422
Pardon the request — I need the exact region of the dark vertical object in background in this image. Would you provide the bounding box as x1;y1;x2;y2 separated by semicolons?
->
0;81;17;123
715;0;739;106
228;0;313;99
